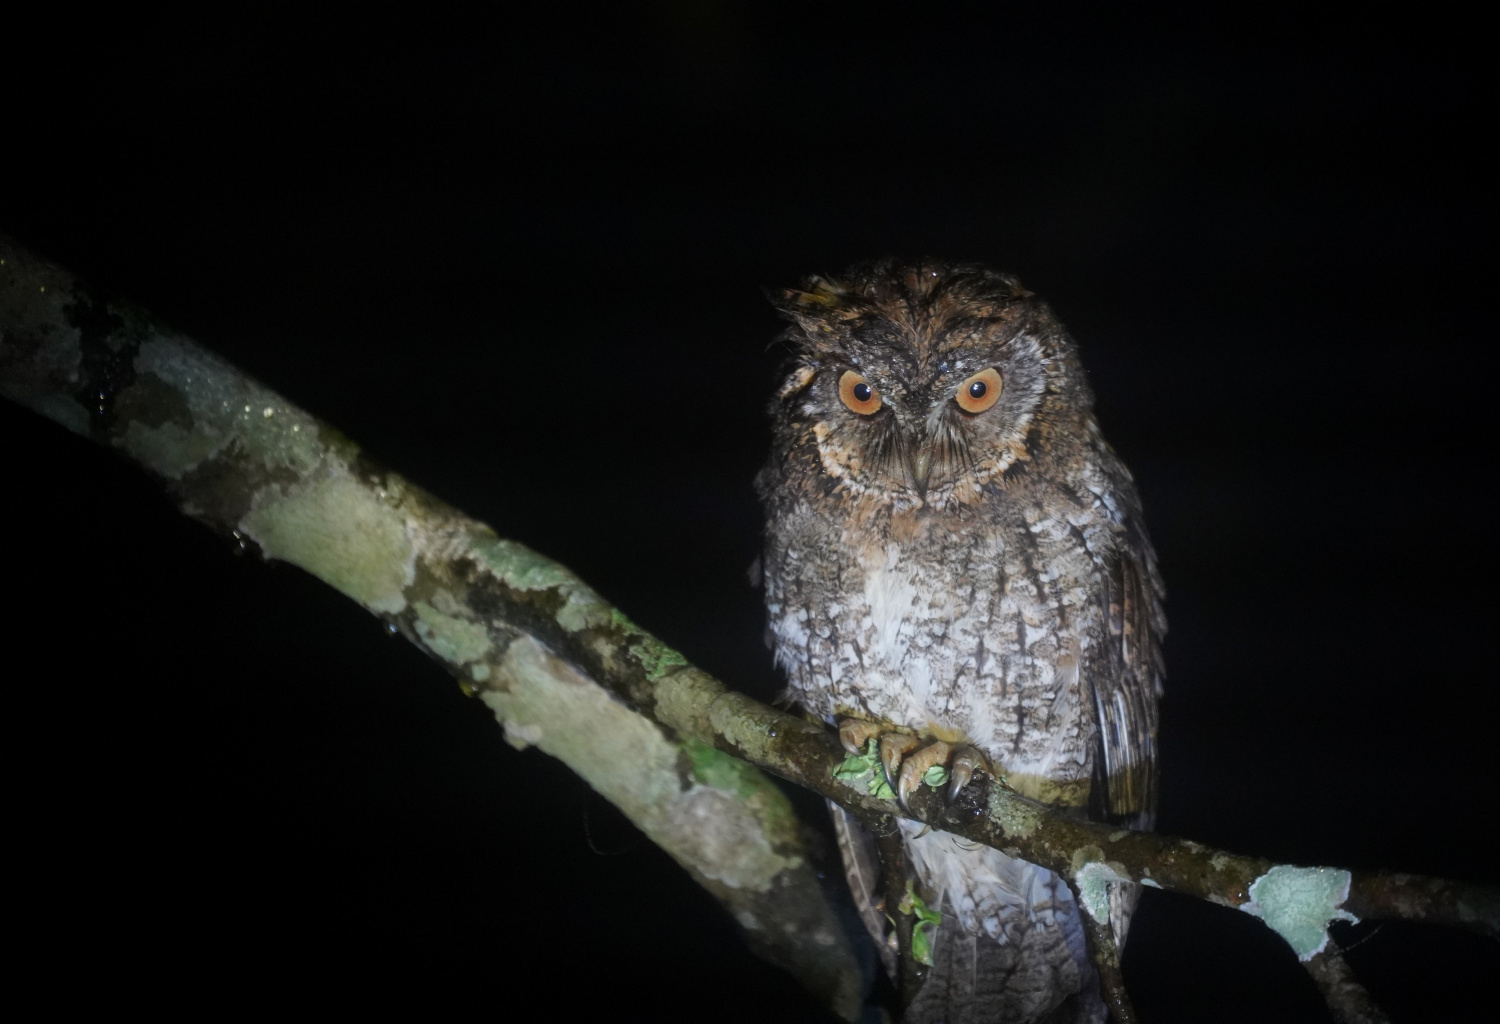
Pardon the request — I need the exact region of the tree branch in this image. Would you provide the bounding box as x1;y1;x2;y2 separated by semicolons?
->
1302;949;1391;1024
1079;909;1137;1024
5;234;1494;1021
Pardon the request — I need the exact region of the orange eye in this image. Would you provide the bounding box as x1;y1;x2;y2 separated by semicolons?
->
955;368;1002;414
838;370;882;415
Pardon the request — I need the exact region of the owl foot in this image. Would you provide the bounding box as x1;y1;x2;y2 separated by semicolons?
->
836;718;990;809
838;718;884;754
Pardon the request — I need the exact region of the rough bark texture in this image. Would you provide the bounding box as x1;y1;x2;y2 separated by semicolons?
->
4;234;1496;1021
1303;950;1392;1024
0;235;862;1018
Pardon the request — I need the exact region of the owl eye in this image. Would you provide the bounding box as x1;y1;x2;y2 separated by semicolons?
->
955;368;1003;414
838;370;882;415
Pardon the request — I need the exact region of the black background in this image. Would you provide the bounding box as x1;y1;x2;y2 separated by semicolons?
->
4;6;1496;1021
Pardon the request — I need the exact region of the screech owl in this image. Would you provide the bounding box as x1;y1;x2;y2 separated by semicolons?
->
756;261;1165;1023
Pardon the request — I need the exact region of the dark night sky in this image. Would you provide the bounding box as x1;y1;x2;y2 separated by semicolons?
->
4;7;1496;1021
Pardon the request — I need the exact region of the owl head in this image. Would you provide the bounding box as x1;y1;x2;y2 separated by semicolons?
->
767;260;1093;511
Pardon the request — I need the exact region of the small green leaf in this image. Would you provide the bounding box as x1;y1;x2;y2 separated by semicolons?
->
833;754;873;781
922;764;949;787
903;881;942;966
911;923;934;966
833;738;891;798
907;886;941;926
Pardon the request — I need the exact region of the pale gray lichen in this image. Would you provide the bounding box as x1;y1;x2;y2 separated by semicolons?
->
1239;865;1357;960
119;416;224;479
239;470;414;613
33;393;91;437
1075;859;1130;925
131;338;325;476
412;598;494;666
0;259;86;429
672;784;798;888
556;586;611;632
652;666;722;741
482;636;794;891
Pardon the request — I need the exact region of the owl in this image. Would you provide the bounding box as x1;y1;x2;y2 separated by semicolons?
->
756;261;1165;1023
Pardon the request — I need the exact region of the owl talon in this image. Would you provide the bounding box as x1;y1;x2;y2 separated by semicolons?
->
879;733;921;792
838;718;883;755
896;740;953;809
837;722;985;808
948;744;989;801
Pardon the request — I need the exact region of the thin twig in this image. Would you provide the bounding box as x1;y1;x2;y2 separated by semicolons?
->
1077;897;1137;1024
868;815;926;1010
1302;949;1391;1024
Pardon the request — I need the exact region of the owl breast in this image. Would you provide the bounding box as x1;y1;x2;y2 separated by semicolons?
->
766;479;1120;803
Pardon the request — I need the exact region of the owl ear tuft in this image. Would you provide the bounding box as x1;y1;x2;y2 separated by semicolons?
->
767;275;850;313
776;364;817;399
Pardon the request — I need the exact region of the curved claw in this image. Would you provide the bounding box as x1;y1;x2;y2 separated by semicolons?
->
896;740;953;809
879;733;921;793
947;743;989;801
838;718;882;754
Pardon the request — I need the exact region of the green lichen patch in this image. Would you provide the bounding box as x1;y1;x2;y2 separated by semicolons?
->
987;784;1042;839
603;608;687;678
472;535;579;591
688;739;756;797
469;534;612;631
1240;865;1357;960
685;740;798;839
239;471;413;613
628;637;689;682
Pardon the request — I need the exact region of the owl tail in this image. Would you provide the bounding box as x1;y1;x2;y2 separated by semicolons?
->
905;902;1105;1024
831;805;1110;1023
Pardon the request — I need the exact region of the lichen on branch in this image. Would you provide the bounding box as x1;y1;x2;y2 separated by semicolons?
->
4;234;1495;1023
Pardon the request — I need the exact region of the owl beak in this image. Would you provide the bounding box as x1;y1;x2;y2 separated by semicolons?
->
908;447;932;497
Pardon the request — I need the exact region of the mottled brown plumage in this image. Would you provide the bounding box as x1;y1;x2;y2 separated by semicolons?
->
757;261;1165;1022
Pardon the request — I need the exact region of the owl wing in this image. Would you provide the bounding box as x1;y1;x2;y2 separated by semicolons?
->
1088;521;1166;831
